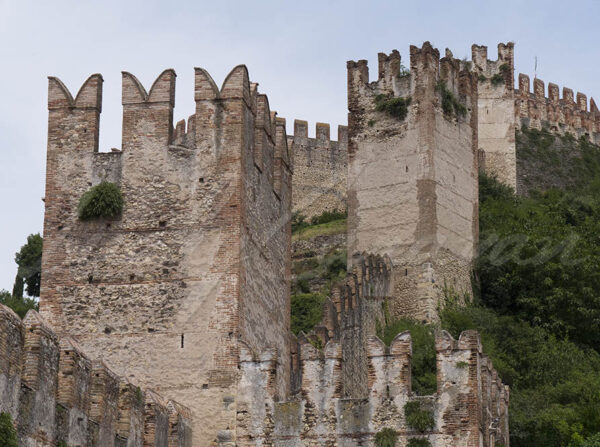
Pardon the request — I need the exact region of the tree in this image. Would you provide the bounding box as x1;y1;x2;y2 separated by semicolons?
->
13;233;42;297
0;290;38;318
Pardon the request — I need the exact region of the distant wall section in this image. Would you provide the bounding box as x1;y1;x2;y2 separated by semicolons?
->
289;120;347;218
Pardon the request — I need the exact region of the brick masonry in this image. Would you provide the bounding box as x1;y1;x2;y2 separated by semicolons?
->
0;304;191;447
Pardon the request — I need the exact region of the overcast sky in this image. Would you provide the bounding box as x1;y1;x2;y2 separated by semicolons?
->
0;0;598;293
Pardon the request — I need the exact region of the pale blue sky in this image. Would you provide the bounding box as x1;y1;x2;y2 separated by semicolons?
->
0;0;598;292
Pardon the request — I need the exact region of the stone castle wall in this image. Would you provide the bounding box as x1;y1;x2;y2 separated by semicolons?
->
346;43;479;322
0;305;191;447
234;255;509;447
40;66;292;445
515;73;600;144
289;120;348;218
471;43;517;189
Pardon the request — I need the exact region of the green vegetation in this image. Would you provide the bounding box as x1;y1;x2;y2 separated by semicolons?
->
78;181;123;220
13;233;42;297
292;209;347;240
404;401;435;432
368;119;376;127
407;439;432;447
291;292;326;335
436;81;466;118
0;290;38;318
478;74;488;82
499;63;510;73
491;73;505;85
517;126;600;194
292;219;346;241
57;441;68;447
0;412;18;447
374;94;412;121
447;172;600;446
374;427;397;447
377;318;437;395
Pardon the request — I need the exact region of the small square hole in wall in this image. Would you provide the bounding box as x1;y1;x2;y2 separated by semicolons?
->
159;221;167;228
199;177;204;183
202;384;208;390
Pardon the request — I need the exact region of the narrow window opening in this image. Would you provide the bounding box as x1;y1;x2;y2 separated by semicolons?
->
405;165;409;173
405;268;408;276
181;334;184;348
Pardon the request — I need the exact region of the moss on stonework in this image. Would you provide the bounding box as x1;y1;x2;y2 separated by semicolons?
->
0;412;18;447
374;94;412;121
78;181;124;220
407;439;432;447
374;427;397;447
404;401;435;432
436;81;466;119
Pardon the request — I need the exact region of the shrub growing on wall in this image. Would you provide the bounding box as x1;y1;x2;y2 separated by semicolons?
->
404;401;435;432
78;182;123;220
0;412;18;447
375;94;412;121
374;427;397;447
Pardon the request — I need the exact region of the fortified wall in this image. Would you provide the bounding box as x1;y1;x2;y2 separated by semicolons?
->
40;66;292;446
0;304;191;447
347;43;479;322
28;40;515;447
288;120;347;218
515;73;600;143
234;254;509;447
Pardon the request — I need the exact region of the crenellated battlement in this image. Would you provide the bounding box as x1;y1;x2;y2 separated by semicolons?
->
0;304;191;447
289;119;348;218
237;323;509;447
347;42;478;120
515;72;600;142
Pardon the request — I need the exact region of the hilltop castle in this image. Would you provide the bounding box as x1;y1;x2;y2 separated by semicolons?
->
0;40;597;447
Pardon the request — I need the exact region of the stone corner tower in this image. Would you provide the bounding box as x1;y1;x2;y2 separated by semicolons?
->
40;65;292;446
346;42;479;322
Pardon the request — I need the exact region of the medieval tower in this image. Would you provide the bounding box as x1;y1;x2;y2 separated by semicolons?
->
347;43;479;322
40;66;292;445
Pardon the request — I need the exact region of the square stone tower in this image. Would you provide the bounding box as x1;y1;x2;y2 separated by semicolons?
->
347;42;479;322
472;42;516;189
40;66;292;445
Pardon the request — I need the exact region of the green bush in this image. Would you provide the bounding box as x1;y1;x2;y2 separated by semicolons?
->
491;73;505;86
407;439;432;447
0;290;38;318
377;319;437;395
375;94;412;121
291;211;309;233
291;293;325;335
309;209;347;226
436;81;466;118
374;427;397;447
404;401;435;432
0;412;18;447
78;182;123;220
